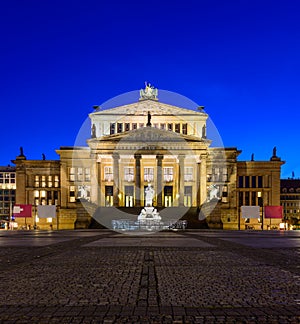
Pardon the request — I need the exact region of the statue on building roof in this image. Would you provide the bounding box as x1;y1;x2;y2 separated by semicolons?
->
19;147;24;157
91;124;96;138
139;82;158;100
272;146;277;157
202;125;206;139
251;153;254;161
146;111;152;127
42;153;46;160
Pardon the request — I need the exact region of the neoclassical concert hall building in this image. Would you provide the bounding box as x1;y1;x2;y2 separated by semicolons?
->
13;85;284;230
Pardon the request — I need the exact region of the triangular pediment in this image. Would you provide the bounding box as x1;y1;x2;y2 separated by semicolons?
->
90;99;207;117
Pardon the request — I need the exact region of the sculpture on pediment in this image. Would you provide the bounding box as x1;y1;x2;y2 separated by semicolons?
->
140;82;158;100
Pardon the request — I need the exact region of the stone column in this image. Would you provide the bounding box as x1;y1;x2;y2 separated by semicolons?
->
196;160;201;207
199;154;207;205
112;153;119;207
97;155;102;206
156;154;164;207
178;155;185;206
134;153;142;207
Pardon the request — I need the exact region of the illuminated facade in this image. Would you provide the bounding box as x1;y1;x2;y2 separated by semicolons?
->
13;86;284;230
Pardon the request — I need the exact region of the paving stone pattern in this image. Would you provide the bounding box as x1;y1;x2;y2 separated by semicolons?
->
0;229;299;323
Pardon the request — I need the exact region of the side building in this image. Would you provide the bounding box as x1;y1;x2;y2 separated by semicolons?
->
280;179;300;229
0;166;16;225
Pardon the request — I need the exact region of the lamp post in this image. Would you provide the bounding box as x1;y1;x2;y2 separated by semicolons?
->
257;191;264;230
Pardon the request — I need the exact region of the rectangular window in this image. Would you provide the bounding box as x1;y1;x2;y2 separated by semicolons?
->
182;123;187;135
168;123;173;131
239;192;243;207
245;176;250;188
175;123;180;133
144;167;154;182
221;185;228;203
164;167;173;182
110;123;115;134
104;166;113;182
258;176;263;188
77;168;83;181
132;123;137;130
139;123;144;128
154;123;158;128
124;167;134;182
160;123;165;130
238;176;243;188
117;123;123;133
184;167;193;181
125;123;130;131
85;168;91;181
35;175;39;188
41;176;46;188
69;168;75;182
245;191;250;205
69;186;76;202
251;192;256;205
251;176;256;188
54;175;59;187
48;176;52;188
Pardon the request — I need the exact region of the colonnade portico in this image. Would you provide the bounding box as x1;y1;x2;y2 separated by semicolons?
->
90;151;207;208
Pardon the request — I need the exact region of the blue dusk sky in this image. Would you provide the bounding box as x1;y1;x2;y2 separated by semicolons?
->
1;0;300;178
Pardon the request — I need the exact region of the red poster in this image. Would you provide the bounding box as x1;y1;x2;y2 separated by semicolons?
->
13;204;32;218
264;206;282;219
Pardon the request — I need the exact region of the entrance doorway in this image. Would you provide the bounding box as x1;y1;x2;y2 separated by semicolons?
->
164;186;173;207
125;186;134;207
105;186;113;206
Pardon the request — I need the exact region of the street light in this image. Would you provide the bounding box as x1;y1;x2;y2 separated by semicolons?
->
257;191;264;230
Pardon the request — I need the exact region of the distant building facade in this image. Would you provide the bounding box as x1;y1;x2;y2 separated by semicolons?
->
0;166;16;222
13;85;284;230
280;179;300;228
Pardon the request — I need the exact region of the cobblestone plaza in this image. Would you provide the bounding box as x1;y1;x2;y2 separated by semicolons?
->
0;229;299;323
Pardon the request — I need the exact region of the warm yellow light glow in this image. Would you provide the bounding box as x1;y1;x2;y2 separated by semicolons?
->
47;217;52;223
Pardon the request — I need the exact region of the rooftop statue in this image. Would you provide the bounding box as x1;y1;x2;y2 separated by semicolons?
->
139;82;158;100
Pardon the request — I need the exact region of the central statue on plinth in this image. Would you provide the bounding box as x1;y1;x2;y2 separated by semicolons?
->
138;184;161;229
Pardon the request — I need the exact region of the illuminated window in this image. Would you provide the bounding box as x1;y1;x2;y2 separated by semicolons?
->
85;168;91;181
69;168;75;181
164;167;173;182
40;176;46;188
48;176;53;188
77;168;83;181
69;186;76;202
104;166;113;182
124;167;134;182
144;167;154;182
184;167;193;181
35;175;39;187
54;175;59;187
